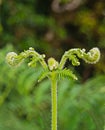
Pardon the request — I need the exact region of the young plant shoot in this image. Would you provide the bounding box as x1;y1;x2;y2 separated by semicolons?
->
6;47;100;130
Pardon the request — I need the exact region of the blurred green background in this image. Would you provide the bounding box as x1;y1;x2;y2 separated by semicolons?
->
0;0;105;130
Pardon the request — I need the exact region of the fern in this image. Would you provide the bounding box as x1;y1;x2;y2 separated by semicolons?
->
5;46;100;130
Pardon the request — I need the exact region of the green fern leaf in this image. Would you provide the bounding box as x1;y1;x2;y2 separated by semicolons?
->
56;69;78;80
38;70;50;82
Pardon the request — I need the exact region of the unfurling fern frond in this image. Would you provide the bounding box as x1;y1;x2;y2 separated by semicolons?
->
59;48;100;69
55;69;78;80
6;47;48;69
38;70;50;82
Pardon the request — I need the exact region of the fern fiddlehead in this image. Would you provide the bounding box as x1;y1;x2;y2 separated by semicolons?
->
6;47;100;130
59;47;100;69
6;47;48;69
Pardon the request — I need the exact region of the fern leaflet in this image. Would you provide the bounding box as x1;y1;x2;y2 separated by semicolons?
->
56;69;78;80
38;70;50;82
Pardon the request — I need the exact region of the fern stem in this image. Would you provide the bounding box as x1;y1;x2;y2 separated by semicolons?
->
51;73;57;130
59;55;67;69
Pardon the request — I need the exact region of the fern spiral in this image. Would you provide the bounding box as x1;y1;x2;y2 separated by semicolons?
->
48;58;59;71
83;47;100;64
6;52;22;67
59;47;100;69
6;47;48;69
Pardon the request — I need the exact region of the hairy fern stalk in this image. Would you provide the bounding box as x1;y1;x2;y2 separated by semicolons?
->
6;47;100;130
